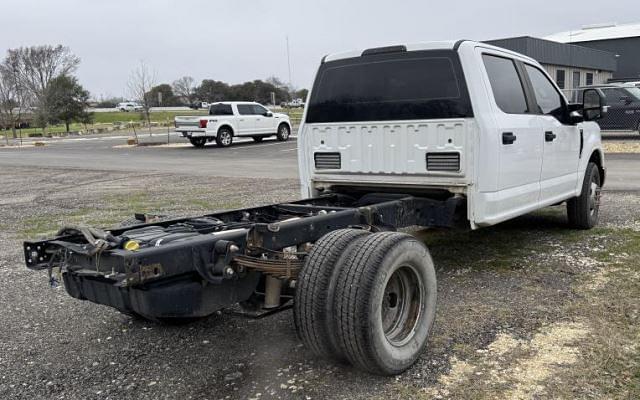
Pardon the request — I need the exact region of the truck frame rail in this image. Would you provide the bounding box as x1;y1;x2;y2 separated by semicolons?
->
24;192;463;320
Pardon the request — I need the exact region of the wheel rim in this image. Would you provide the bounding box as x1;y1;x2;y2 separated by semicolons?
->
220;131;231;145
280;126;289;139
381;265;424;346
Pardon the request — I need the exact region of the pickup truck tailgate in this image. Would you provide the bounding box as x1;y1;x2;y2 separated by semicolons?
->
175;116;204;133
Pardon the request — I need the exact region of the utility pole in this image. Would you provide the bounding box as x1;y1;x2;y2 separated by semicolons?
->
286;36;293;93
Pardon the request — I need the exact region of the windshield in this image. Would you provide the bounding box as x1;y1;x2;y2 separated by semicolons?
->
625;87;640;100
305;50;473;123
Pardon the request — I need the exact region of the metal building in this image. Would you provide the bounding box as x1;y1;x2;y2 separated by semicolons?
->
484;36;617;94
546;23;640;82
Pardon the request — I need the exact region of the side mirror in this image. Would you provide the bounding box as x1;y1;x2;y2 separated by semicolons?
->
264;111;273;117
583;89;606;121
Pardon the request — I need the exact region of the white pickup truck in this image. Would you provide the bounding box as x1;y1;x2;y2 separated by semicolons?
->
25;40;607;376
175;101;292;147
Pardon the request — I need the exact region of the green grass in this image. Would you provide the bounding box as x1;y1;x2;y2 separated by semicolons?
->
1;108;304;139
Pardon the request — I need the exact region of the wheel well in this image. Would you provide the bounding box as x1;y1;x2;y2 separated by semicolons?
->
278;121;291;131
218;125;234;135
589;150;605;185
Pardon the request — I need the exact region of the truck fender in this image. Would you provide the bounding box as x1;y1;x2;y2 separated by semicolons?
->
576;123;605;193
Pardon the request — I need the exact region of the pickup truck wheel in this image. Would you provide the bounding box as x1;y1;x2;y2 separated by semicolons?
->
294;228;371;360
189;137;206;148
276;124;290;141
216;128;233;147
332;232;437;375
567;162;601;229
252;136;264;143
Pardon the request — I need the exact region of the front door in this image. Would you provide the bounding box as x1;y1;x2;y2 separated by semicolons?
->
523;64;581;204
252;104;273;134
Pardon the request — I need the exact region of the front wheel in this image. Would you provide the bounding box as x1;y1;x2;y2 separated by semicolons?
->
189;137;206;148
276;124;290;141
215;128;233;147
332;232;437;375
567;162;601;229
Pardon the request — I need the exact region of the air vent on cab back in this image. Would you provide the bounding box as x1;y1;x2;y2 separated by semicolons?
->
426;152;460;172
314;152;341;170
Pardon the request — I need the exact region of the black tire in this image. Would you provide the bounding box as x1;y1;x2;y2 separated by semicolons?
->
276;123;290;141
189;137;206;148
332;232;437;375
252;136;264;143
567;162;601;229
215;127;233;147
294;229;371;360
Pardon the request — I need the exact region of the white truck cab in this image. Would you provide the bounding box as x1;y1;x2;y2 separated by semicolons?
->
298;40;606;230
175;101;292;147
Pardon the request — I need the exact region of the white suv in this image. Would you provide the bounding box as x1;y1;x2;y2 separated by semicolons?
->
117;102;143;112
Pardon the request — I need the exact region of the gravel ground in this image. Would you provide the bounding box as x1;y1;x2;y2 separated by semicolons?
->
0;166;638;399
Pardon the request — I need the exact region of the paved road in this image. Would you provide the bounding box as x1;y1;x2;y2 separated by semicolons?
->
0;135;300;180
1;134;638;190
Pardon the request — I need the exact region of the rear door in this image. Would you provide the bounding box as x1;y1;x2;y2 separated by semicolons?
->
522;64;580;204
236;104;258;135
479;51;543;219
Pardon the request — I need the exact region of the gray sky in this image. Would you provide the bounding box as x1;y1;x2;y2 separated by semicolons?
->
1;0;637;99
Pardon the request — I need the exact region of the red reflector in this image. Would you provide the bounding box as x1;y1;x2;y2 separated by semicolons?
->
199;119;208;128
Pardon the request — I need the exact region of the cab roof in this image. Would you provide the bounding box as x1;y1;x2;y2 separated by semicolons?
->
322;40;538;65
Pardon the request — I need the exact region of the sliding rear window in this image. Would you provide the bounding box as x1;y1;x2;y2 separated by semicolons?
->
306;50;473;123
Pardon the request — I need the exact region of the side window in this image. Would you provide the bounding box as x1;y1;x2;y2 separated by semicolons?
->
585;73;594;86
209;104;233;115
482;54;528;114
252;105;268;115
601;88;627;104
524;64;564;119
556;70;566;89
236;104;253;115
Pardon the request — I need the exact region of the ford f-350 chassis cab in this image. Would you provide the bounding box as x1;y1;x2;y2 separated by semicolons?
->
24;40;606;376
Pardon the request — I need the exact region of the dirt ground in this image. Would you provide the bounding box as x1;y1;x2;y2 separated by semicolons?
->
0;166;638;399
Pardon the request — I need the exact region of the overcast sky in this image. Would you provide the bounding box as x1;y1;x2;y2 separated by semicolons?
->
1;0;637;99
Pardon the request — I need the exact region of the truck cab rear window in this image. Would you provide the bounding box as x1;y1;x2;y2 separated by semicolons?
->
306;50;473;123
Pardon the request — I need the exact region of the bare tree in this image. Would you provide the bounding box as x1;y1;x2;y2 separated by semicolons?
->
0;56;27;142
7;45;80;98
172;76;196;106
2;45;80;133
127;61;156;135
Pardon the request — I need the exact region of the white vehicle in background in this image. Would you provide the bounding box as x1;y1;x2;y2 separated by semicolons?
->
174;102;292;147
189;101;210;110
284;98;305;108
116;102;143;112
